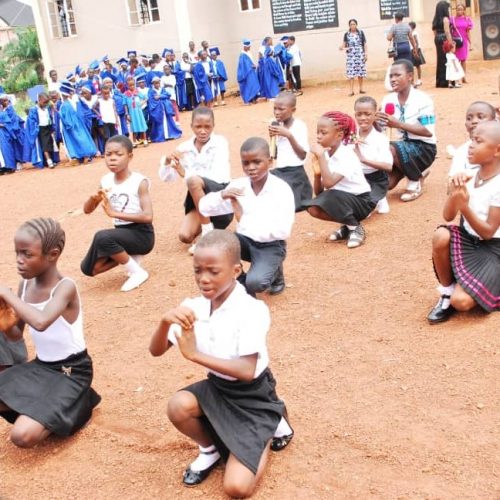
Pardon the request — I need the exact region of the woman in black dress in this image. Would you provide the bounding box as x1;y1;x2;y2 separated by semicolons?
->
432;1;453;88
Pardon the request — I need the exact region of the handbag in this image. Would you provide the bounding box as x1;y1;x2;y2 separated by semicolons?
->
450;17;464;48
387;42;397;58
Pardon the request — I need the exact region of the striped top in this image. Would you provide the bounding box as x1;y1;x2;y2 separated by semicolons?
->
390;22;411;44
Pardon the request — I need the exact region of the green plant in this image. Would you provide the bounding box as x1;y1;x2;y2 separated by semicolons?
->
0;28;45;93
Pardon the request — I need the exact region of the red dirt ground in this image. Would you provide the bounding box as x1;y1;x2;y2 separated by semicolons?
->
1;62;499;499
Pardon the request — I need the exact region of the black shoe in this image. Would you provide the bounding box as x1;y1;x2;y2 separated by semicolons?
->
182;459;220;487
271;432;294;451
269;265;285;295
427;295;455;324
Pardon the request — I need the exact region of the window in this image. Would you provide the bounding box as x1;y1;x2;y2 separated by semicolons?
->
46;0;77;38
126;0;160;25
240;0;260;11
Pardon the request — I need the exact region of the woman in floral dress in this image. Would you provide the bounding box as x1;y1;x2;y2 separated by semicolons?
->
340;19;367;96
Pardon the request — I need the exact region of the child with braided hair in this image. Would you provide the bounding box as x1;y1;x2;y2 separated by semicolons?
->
0;217;101;448
304;111;374;248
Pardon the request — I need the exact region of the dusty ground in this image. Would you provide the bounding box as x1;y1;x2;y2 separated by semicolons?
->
0;61;499;500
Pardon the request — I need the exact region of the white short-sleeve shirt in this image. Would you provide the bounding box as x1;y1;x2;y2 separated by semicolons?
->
276;118;309;168
168;283;270;380
463;174;500;239
380;87;436;145
358;128;393;174
158;134;231;185
325;144;371;195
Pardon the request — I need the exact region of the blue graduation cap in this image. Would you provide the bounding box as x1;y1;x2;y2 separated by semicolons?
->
127;50;137;58
66;72;75;80
162;48;174;58
209;47;220;56
59;80;74;96
135;74;146;84
75;65;82;76
89;59;99;71
117;57;128;66
242;38;251;46
101;55;109;62
280;35;290;42
140;54;150;60
151;75;161;83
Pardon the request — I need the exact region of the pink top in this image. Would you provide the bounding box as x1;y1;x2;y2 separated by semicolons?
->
451;15;473;61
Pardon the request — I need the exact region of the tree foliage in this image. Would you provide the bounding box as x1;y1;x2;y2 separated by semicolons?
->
0;28;45;93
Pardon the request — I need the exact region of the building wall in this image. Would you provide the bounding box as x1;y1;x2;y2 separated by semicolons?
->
34;0;485;85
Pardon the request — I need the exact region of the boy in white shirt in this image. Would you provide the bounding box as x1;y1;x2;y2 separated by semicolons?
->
287;35;303;95
199;137;295;296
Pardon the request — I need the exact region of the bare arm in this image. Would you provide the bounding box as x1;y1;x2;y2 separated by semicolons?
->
1;282;25;341
269;124;307;160
0;280;76;333
375;111;433;138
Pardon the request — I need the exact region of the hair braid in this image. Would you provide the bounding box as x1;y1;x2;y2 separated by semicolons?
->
21;217;66;255
322;111;357;144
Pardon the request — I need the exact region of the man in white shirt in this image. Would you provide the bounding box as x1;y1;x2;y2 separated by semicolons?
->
47;70;60;92
199;137;295;296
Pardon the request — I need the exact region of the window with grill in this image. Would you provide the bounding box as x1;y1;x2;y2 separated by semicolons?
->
240;0;261;12
47;0;77;38
126;0;161;25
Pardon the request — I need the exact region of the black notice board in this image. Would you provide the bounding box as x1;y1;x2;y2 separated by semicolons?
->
379;0;410;20
271;0;339;34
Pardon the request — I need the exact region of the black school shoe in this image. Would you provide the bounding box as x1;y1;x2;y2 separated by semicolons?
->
182;458;221;487
271;409;294;452
268;265;285;295
427;295;456;324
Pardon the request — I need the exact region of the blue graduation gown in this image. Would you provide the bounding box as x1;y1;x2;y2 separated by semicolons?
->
112;90;129;136
258;55;281;99
193;62;213;103
22;106;44;168
237;52;260;104
147;88;182;142
59;100;97;160
101;67;119;84
0;108;23;170
4;106;25;163
214;60;228;92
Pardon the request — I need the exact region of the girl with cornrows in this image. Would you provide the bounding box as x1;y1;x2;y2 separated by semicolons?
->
304;111;375;248
0;217;101;448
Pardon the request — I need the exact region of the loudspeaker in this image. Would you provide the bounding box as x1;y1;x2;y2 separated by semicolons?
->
479;0;500;60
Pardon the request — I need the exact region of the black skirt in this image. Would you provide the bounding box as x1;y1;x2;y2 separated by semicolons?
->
0;333;27;366
80;222;155;276
184;177;233;229
184;368;285;475
364;170;389;204
0;350;101;436
38;125;54;153
445;225;500;312
391;140;436;181
271;165;313;212
304;189;375;226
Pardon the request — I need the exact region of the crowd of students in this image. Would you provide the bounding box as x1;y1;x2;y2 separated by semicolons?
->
0;56;499;498
0;36;305;174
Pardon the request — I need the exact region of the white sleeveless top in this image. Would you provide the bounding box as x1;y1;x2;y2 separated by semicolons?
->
22;278;86;362
101;171;149;226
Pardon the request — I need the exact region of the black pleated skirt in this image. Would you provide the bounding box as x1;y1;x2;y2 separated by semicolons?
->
364;170;389;204
391;140;436;181
0;333;27;366
184;177;233;229
80;222;154;276
184;368;285;475
446;225;500;312
0;350;101;436
270;165;313;212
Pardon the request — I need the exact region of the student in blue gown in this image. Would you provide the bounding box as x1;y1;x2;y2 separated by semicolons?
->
258;47;282;99
123;76;148;147
0;94;24;173
58;81;97;165
273;42;292;89
100;56;118;85
23;92;55;169
209;48;228;106
148;77;182;143
117;58;129;86
48;90;62;164
108;80;130;137
193;51;214;106
237;39;260;104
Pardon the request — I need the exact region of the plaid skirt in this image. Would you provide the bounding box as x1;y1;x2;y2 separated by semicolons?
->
391;140;436;181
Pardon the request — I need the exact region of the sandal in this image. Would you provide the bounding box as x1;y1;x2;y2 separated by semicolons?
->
400;188;423;202
329;225;349;241
348;92;355;97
